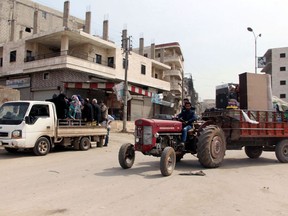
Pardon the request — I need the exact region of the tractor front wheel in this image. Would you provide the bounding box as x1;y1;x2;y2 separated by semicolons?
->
245;146;263;159
160;147;176;176
275;140;288;163
118;143;135;169
197;125;226;168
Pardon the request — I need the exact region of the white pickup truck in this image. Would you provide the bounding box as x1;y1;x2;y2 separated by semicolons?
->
0;101;107;156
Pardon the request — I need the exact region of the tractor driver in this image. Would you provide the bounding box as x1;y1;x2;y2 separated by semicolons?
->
177;101;197;149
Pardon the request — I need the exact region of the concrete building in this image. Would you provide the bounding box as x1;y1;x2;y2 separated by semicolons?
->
0;0;172;120
134;41;185;114
262;47;288;102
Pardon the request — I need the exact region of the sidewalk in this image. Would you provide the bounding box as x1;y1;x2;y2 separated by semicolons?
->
110;120;135;133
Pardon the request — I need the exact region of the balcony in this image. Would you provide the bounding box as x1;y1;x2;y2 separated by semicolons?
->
170;83;182;94
23;52;116;79
163;69;182;80
162;55;183;68
24;50;115;68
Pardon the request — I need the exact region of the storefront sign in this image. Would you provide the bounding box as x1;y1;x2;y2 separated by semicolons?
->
6;77;30;89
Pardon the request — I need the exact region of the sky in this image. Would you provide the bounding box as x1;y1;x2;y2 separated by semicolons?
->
32;0;288;101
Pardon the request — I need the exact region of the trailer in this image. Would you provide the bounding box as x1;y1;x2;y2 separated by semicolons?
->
201;109;288;163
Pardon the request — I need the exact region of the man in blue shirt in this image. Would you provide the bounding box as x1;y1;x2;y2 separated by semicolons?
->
177;102;197;149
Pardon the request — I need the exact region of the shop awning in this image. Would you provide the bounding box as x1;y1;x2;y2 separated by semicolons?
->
64;82;154;97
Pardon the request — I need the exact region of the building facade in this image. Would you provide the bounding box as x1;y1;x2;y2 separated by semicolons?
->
0;0;173;120
262;47;288;102
134;42;185;114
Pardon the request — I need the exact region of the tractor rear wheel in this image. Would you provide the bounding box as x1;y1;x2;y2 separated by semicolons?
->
275;140;288;163
118;143;135;169
160;147;176;176
245;146;263;159
197;125;226;168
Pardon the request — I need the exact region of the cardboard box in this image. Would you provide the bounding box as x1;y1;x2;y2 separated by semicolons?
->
239;72;273;111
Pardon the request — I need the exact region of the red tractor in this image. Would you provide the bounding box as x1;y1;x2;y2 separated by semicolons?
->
118;109;288;176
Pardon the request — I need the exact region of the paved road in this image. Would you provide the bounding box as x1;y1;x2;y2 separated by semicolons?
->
0;132;288;216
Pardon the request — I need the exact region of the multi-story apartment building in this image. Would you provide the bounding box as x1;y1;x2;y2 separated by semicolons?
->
134;42;185;114
262;47;288;102
0;0;173;120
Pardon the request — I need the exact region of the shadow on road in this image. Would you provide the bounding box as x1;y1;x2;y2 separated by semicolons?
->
0;147;79;160
220;157;279;170
94;154;282;179
94;160;164;179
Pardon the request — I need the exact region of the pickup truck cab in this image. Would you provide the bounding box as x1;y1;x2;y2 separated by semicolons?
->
0;101;107;156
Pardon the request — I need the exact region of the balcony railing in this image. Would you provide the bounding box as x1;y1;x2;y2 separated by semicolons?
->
24;50;115;68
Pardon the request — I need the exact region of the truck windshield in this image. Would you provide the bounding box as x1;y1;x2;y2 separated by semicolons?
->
0;102;29;125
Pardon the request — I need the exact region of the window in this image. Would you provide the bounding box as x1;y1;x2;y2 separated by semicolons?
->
280;67;286;71
42;11;47;19
25;27;31;33
157;53;161;58
10;50;16;62
280;53;286;58
43;72;49;80
280;80;286;85
144;53;148;57
141;64;146;75
108;57;114;68
155;73;158;79
0;57;2;67
28;105;50;124
96;54;102;64
26;50;34;62
280;94;286;99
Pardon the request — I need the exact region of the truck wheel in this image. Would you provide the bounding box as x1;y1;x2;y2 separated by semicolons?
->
118;143;135;169
160;147;176;176
79;137;91;151
245;146;263;159
33;137;51;156
275;140;288;163
197;125;226;168
5;147;18;153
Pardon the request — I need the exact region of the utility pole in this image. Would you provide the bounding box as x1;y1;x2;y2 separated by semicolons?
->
121;30;132;132
247;27;261;74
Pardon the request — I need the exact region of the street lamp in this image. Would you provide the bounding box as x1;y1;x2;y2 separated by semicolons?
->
247;27;261;74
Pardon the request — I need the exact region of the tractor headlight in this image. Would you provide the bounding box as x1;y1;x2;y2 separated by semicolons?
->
12;130;22;138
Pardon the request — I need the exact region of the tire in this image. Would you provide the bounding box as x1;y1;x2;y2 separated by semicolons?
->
245;146;263;159
79;137;91;151
275;140;288;163
4;147;18;153
33;137;51;156
118;143;135;169
160;147;176;176
197;125;226;168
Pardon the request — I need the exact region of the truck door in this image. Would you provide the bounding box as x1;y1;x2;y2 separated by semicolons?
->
26;104;54;139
